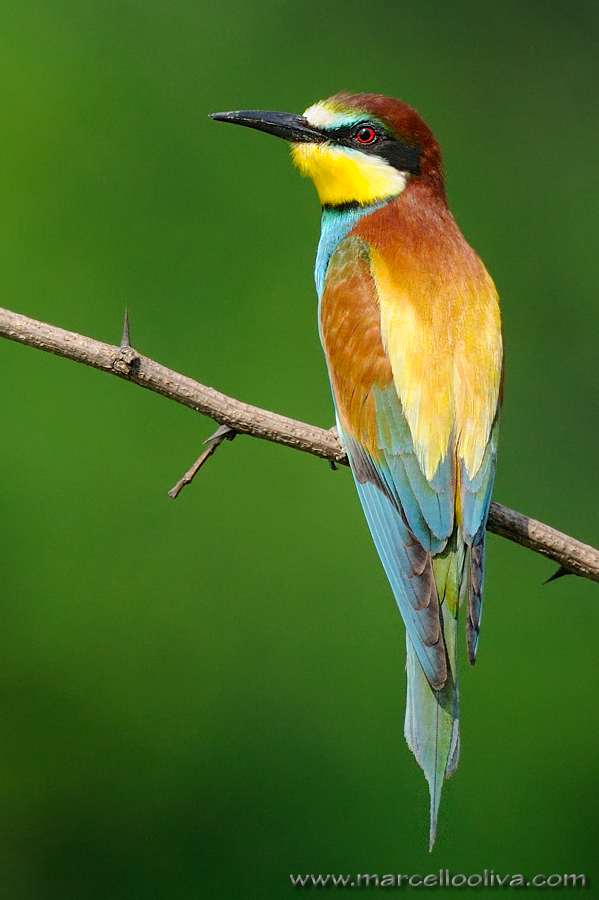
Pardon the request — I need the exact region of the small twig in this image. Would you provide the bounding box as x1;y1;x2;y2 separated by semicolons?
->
0;305;597;584
168;425;236;499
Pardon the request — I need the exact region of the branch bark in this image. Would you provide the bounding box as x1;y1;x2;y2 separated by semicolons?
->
1;305;598;584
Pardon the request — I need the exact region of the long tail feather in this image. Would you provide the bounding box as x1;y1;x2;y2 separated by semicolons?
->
404;532;466;849
405;625;459;849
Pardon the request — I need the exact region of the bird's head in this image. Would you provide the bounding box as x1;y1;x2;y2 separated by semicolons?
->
211;92;444;208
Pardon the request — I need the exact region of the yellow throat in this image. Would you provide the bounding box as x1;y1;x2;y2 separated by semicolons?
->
290;142;407;207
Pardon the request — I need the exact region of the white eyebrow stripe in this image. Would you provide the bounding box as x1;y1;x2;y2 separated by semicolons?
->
303;101;363;129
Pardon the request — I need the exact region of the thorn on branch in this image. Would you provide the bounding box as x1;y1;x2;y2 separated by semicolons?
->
168;424;236;500
120;308;131;348
544;565;573;584
113;308;141;376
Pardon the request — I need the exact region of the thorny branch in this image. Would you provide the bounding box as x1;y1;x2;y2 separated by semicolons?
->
0;305;598;584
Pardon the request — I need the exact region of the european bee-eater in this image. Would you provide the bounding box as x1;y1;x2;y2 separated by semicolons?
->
211;93;503;848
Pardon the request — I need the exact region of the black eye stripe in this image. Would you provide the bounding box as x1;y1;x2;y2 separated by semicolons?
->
320;122;422;176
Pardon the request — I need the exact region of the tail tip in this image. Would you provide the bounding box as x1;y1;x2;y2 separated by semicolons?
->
428;816;438;852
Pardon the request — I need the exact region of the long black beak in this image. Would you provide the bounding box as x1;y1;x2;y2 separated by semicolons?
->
209;110;325;144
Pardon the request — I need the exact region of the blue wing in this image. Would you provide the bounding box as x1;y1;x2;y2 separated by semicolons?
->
460;413;500;662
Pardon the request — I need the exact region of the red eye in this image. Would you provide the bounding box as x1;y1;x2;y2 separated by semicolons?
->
356;126;377;144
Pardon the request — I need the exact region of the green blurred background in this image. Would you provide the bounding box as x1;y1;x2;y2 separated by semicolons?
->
0;0;597;896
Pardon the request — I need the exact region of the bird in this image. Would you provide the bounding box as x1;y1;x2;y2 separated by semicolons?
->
211;93;503;848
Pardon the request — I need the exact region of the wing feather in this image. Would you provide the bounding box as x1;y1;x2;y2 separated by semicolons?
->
340;428;447;689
